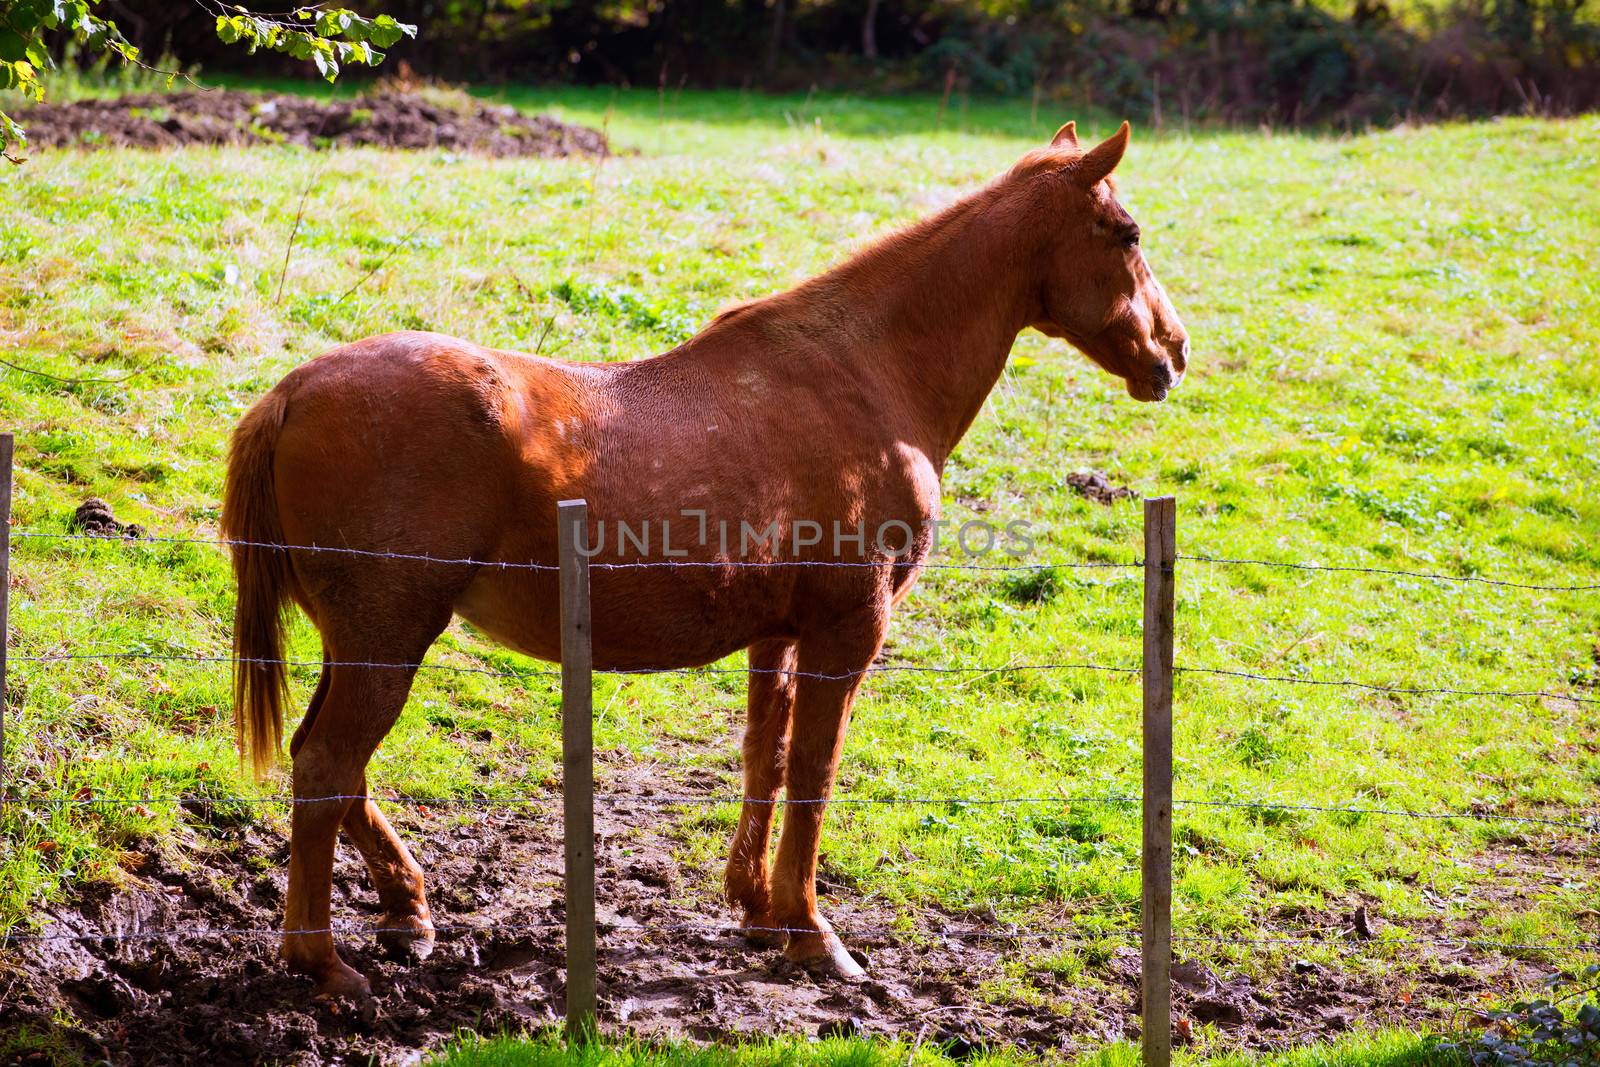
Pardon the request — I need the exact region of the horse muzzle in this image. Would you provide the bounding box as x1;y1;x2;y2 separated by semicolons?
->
1132;358;1183;403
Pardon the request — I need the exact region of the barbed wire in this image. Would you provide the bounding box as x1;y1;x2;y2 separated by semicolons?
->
1169;798;1598;830
1180;553;1600;593
1168;933;1600;953
8;789;1595;831
9;530;1134;574
20;531;1595;590
1173;665;1600;705
14;648;1593;705
0;919;1112;945
9;525;1598;973
9;649;1142;684
8;792;1135;810
3;918;1593;955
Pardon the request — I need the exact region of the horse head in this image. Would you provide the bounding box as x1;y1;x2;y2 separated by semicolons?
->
1021;121;1189;403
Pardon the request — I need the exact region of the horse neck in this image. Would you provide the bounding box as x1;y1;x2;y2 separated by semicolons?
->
790;188;1038;468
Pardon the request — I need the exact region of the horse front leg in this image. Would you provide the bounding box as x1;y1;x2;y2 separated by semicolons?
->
724;639;798;945
768;613;885;979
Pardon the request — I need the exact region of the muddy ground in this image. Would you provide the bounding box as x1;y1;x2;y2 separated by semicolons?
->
15;91;607;157
0;731;1580;1065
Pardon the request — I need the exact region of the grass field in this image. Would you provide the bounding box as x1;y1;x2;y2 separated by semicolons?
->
427;1028;1445;1067
1;86;1597;1060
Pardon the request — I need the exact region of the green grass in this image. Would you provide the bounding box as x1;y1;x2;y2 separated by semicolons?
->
427;1029;1452;1067
1;88;1597;1054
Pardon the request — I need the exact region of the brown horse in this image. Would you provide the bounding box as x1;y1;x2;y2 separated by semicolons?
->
222;120;1188;997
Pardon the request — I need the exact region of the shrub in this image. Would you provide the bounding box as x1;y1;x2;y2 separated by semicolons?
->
1433;965;1600;1067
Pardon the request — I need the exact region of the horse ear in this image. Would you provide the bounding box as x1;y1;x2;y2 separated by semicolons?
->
1051;121;1079;148
1075;121;1130;187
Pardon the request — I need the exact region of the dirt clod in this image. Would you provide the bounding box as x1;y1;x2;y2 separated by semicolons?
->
69;497;145;539
1064;468;1135;505
17;91;608;157
933;1027;990;1060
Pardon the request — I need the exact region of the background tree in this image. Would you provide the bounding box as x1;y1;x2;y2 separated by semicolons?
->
0;2;415;162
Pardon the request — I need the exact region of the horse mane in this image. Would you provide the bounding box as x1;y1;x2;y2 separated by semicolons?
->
1009;143;1118;194
707;139;1132;342
702;163;1035;338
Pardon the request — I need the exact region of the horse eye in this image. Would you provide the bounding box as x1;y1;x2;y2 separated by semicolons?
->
1123;230;1141;248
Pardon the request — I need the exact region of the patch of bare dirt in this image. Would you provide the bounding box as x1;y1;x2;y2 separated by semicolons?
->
16;91;607;157
0;738;1585;1065
1064;469;1135;505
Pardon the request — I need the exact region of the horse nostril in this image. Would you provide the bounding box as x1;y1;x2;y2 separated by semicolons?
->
1174;337;1190;372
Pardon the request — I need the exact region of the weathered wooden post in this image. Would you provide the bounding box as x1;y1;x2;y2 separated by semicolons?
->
0;433;12;810
557;499;597;1040
1141;495;1176;1067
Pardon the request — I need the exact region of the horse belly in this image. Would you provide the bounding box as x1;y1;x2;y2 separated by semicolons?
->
453;568;789;672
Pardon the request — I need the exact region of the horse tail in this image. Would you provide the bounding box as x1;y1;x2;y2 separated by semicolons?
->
221;387;297;778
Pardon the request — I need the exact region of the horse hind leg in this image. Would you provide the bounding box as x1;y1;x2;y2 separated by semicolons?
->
282;654;432;963
281;625;444;997
288;649;330;759
342;781;434;960
724;639;797;946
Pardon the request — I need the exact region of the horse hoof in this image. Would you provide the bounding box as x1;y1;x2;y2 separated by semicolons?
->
740;912;785;948
785;931;867;981
314;960;373;1000
377;914;436;961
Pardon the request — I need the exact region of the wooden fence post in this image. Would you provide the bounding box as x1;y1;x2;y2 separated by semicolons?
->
1141;495;1176;1067
0;433;12;810
557;499;598;1041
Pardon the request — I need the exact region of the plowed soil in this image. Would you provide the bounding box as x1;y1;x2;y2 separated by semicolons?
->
0;731;1573;1065
15;91;607;156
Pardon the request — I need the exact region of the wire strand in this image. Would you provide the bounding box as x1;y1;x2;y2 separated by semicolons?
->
1180;553;1600;592
10;530;1135;573
1174;664;1600;705
9;791;1595;831
10;650;1141;684
9;792;1140;810
1170;798;1597;831
15;649;1589;704
3;920;1593;955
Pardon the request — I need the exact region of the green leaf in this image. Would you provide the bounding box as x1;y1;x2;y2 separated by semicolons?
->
215;15;241;45
340;14;372;43
1;109;29;164
284;31;314;60
311;44;338;81
314;9;353;37
81;16;108;48
367;15;416;48
0;30;29;63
